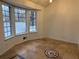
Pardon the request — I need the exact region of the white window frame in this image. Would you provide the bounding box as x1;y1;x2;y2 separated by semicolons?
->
1;2;37;40
2;2;12;39
14;7;27;35
30;11;37;32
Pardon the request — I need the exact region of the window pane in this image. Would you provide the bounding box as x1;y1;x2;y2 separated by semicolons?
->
15;8;27;34
15;22;26;34
4;28;7;33
19;13;25;18
7;32;11;36
15;8;18;13
6;22;10;26
15;17;19;22
2;5;9;11
4;22;7;26
5;17;9;22
5;12;9;16
7;27;10;32
15;13;18;17
2;3;12;38
4;33;8;37
30;11;37;32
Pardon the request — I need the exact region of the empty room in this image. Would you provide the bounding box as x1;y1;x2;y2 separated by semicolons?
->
0;0;79;59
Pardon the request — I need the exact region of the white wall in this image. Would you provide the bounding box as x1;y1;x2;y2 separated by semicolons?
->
0;0;44;55
44;0;79;44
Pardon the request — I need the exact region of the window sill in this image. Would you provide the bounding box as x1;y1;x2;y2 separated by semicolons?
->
28;32;37;34
16;32;28;36
4;32;37;41
5;35;15;41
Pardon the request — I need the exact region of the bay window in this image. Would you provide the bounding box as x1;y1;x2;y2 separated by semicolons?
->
1;2;37;39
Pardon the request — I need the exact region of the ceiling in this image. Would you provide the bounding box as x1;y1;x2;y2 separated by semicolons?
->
3;0;52;7
29;0;50;7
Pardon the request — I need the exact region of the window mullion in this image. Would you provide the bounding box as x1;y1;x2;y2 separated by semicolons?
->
27;10;31;33
25;10;28;33
10;6;16;36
